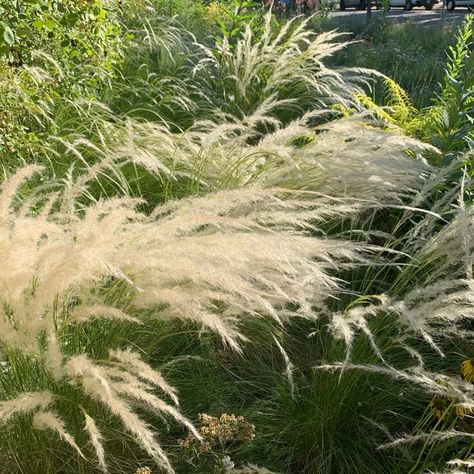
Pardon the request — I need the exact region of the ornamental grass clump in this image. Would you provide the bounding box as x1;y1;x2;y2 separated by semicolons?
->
192;12;372;120
2;5;471;473
314;165;474;472
0;163;375;472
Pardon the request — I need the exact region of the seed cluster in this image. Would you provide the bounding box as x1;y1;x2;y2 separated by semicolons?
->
179;413;256;454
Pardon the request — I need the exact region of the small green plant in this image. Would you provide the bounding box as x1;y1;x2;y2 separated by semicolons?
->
355;78;424;136
215;0;265;47
429;14;474;162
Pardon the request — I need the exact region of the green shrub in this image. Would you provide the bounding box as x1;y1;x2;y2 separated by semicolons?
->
0;0;122;72
0;0;124;166
149;0;222;35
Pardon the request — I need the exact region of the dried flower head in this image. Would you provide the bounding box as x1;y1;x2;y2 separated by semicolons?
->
461;360;474;383
134;467;152;474
429;396;449;420
179;413;255;454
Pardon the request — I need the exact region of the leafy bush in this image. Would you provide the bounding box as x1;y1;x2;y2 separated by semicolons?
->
0;0;122;71
0;0;123;165
424;15;474;161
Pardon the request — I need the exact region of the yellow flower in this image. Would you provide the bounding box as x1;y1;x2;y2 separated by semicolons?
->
461;359;474;382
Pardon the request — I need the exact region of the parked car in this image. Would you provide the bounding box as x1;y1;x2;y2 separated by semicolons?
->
387;0;437;9
332;0;436;9
337;0;367;10
445;0;473;10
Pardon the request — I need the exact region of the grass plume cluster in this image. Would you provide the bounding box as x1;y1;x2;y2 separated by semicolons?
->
0;161;377;472
0;3;473;474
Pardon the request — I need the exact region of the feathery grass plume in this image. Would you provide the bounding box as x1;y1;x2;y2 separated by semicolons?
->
83;412;107;473
251;117;433;202
103;12;379;134
39;103;435;210
310;166;474;473
110;349;179;405
108;16;200;125
33;411;85;459
320;164;473;358
380;430;474;449
64;355;177;473
19;15;435;210
273;336;295;398
0;164;374;471
411;201;474;284
117;112;433;204
328;278;474;360
192;12;374;121
316;364;474;409
107;13;376;131
0;392;53;423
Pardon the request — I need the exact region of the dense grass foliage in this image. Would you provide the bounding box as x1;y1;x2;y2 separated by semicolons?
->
0;2;473;474
325;18;457;108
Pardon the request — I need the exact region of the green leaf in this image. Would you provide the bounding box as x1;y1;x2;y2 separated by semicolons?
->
32;19;45;28
16;27;28;37
96;8;107;20
46;20;56;31
3;25;15;45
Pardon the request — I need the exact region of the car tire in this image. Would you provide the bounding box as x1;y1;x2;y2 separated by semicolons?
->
358;0;367;8
340;0;346;10
425;0;432;8
446;0;455;9
404;0;413;8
